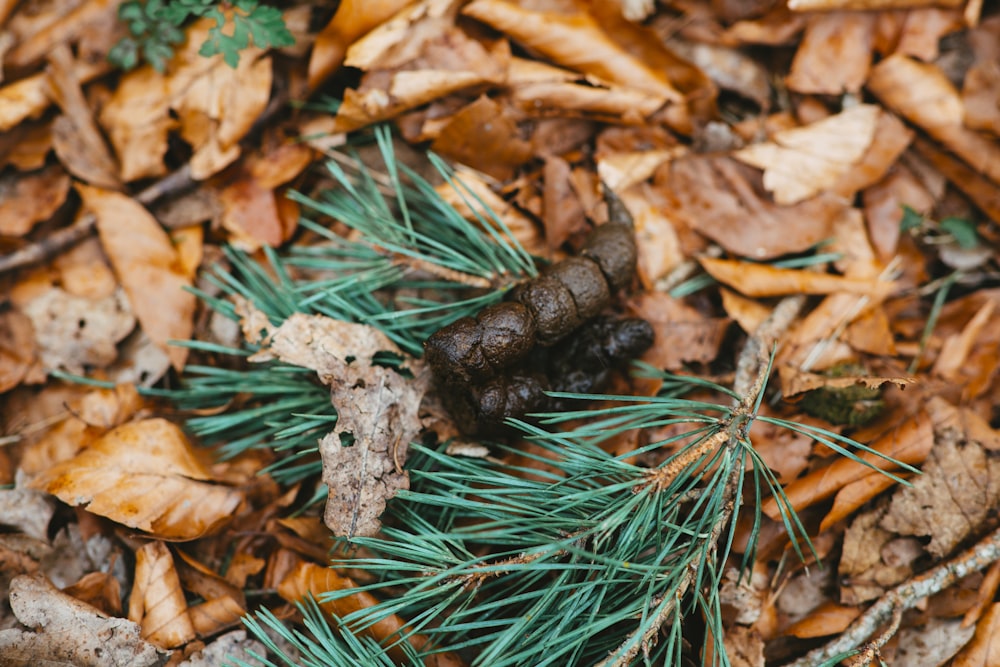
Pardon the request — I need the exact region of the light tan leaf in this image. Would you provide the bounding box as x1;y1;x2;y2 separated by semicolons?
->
236;301;428;538
97;69;174;181
0;309;41;394
278;561;466;667
21;287;135;374
733;105;879;204
784;602;861;639
129;541;195;648
430;96;533;181
820;472;898;532
699;256;892;297
0;574;166;666
29;418;245;540
780;366;916;398
79;184;195;371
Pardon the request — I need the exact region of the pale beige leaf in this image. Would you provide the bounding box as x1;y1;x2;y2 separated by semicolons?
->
0;574;166;666
29;418;245;540
80;184;195;371
733;105;879;204
236;302;428;538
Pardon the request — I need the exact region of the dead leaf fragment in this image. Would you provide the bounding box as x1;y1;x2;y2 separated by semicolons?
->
952;602;1000;667
0;165;71;236
237;302;428;537
0;574;167;666
80;185;196;371
29;418;245;540
0;309;41;393
785;12;874;94
700;256;892;297
733;105;879;204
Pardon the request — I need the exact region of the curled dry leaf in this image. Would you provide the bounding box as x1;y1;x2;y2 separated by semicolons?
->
463;0;681;101
236;299;429;538
129;541;195;648
0;574;167;666
278;561;466;667
733;105;879;204
29;418;245;541
779;365;916;399
699;256;893;298
79;184;196;371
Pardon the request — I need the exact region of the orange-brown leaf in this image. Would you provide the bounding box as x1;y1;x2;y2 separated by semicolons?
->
129;541;195;648
29;418;245;540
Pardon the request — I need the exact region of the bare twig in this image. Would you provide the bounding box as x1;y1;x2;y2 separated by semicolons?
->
785;524;1000;667
598;294;806;667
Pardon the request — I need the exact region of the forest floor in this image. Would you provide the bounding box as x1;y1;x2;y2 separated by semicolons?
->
2;0;1000;665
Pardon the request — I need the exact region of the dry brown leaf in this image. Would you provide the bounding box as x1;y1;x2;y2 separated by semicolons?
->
963;560;1000;629
733;105;879;205
46;45;121;190
932;299;995;380
278;561;466;667
0;165;71;236
129;541;195;648
79;184;196;371
0;309;41;394
631;292;730;370
237;301;428;538
62;570;123;616
868;54;1000;187
952;602;1000;667
720;288;771;335
430;96;532;181
0;574;166;666
962;29;1000;136
761;409;934;519
912;137;1000;226
830;110;913;199
785;12;874;94
657;156;848;260
881;402;1000;557
541;155;585;249
596;147;684;193
819;467;899;532
29;418;245;540
307;0;412;90
839;505;921;604
100;18;272;182
784;601;861;639
894;7;965;61
21;286;134;374
700;256;891;298
619;184;683;287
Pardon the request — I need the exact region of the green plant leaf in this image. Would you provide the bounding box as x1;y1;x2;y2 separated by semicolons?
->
939;216;980;249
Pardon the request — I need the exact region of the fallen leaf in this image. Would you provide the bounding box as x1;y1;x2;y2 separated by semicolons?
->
79;184;196;371
952;602;1000;667
733;105;879;205
881;405;1000;557
780;366;916;398
29;418;245;540
868;54;1000;188
819;469;898;532
657;155;849;259
21;286;135;374
619;183;683;286
430;96;533;181
631;292;730;370
0;574;166;666
278;560;466;667
0;488;54;541
762;409;933;519
784;601;861;639
0;309;41;393
129;541;195;648
236;301;428;538
307;0;412;90
0;165;71;236
700;256;892;298
785;12;874;94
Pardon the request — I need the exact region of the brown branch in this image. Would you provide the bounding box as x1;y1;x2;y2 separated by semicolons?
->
785;524;1000;667
597;294;806;667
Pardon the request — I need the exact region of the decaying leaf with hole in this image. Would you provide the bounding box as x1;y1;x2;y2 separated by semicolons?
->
235;298;430;538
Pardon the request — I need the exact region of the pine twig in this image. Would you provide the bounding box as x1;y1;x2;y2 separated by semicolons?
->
597;295;805;667
785;524;1000;667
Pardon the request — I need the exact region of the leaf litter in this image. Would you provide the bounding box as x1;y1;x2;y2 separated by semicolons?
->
1;0;1000;663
